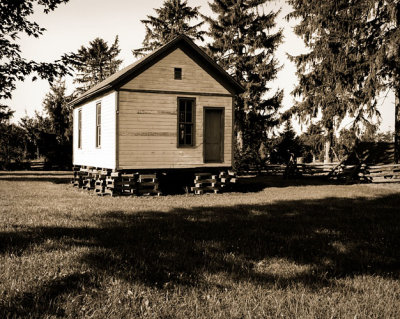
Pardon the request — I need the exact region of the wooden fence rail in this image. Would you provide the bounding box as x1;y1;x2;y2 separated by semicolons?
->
362;164;400;183
241;163;400;183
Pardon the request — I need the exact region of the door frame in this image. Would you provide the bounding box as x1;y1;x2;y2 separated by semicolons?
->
203;107;225;163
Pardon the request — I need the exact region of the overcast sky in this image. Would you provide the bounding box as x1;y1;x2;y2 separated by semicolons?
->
8;0;395;133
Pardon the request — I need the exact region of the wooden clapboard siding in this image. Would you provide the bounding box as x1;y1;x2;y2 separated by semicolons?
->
73;91;116;169
118;90;232;169
121;48;230;95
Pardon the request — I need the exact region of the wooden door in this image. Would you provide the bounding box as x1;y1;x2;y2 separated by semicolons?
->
204;108;224;163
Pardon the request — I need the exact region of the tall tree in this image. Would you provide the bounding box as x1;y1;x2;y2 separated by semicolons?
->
63;37;122;94
43;79;73;145
287;0;400;162
266;121;303;164
286;1;357;162
0;0;70;117
19;111;52;160
204;0;283;168
299;122;325;163
40;79;74;167
133;0;205;57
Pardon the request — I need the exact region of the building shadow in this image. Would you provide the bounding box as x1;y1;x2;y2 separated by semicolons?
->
2;191;400;319
233;174;344;192
0;171;72;184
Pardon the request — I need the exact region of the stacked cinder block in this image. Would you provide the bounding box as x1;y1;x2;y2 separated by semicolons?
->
191;171;236;195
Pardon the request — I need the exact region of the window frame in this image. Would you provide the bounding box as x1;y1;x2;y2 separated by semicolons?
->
177;97;195;148
78;108;82;149
174;67;182;80
95;102;101;148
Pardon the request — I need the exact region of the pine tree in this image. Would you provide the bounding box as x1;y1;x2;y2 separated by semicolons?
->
299;122;325;163
133;0;205;57
40;79;74;167
287;1;359;162
204;0;283;167
287;0;400;162
63;36;122;94
42;79;73;144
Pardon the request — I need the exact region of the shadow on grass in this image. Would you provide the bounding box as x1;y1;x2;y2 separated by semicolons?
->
1;193;400;315
0;171;72;184
0;177;72;184
0;171;344;191
0;272;95;318
234;175;344;192
0;172;71;176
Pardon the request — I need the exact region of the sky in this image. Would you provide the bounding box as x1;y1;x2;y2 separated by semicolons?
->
7;0;395;133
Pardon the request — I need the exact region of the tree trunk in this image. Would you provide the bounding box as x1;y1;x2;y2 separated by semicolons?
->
324;128;333;163
394;2;400;163
324;138;332;163
395;86;400;163
236;129;243;153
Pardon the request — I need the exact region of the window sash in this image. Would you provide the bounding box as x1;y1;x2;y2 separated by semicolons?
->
96;103;101;147
78;109;82;149
178;98;194;147
174;68;182;80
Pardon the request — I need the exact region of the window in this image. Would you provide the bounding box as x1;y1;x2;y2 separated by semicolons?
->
96;102;101;148
78;109;82;149
178;98;195;147
174;67;182;80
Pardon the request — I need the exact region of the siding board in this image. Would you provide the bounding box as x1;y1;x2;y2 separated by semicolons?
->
73;91;116;169
121;48;230;95
118;89;232;169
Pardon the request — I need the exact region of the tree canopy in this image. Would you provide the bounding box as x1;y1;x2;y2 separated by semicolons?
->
204;0;283;168
63;36;122;94
132;0;205;57
0;0;70;121
287;0;400;162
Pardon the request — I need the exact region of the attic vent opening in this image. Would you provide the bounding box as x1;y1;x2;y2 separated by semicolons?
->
174;67;182;80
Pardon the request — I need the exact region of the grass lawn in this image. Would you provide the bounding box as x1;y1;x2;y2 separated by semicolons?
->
1;171;400;318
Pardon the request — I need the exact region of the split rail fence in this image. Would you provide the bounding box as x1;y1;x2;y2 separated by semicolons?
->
241;163;400;183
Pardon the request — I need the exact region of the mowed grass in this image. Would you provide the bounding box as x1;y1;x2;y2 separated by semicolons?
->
1;171;400;318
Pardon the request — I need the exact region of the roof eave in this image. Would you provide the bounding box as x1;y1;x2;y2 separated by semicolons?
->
181;37;244;94
69;34;245;107
69;84;114;108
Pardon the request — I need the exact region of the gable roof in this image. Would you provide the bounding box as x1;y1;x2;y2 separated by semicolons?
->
70;34;244;107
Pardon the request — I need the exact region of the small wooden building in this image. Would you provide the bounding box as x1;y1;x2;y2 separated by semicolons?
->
71;35;243;172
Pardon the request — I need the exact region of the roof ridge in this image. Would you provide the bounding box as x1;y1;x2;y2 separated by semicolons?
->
70;34;243;107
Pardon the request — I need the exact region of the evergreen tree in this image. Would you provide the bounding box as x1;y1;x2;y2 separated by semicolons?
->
133;0;205;57
204;0;283;168
267;121;302;164
40;79;73;167
287;0;400;162
63;36;122;94
335;127;358;160
43;79;73;145
286;1;358;162
299;123;325;163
